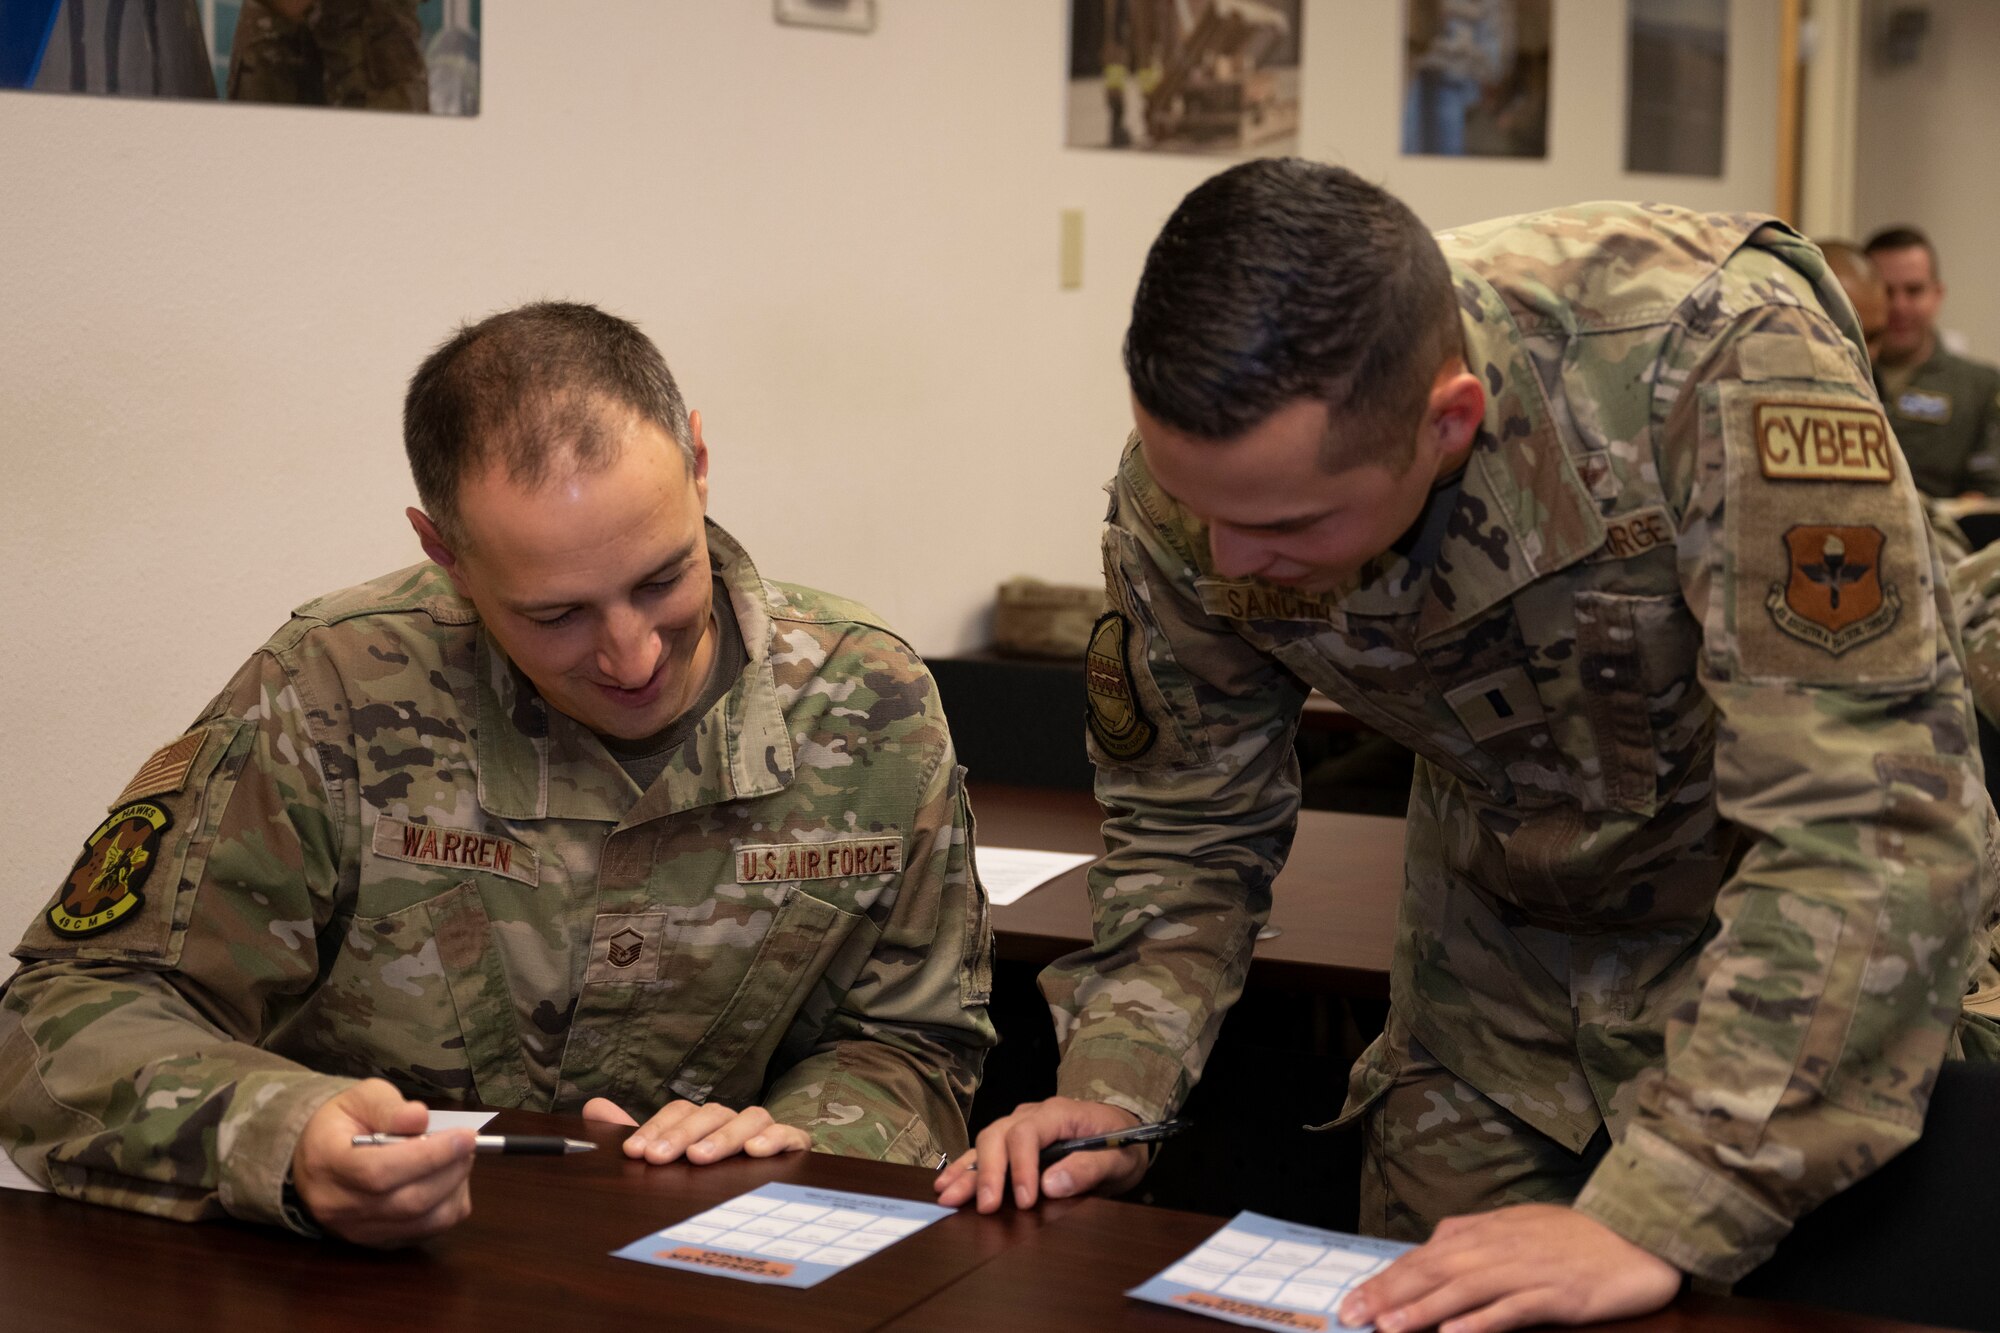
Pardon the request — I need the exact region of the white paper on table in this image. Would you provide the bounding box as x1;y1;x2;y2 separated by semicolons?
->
0;1152;46;1194
977;847;1097;906
426;1110;499;1132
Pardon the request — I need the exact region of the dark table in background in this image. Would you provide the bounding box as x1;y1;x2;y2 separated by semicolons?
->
0;1108;1955;1333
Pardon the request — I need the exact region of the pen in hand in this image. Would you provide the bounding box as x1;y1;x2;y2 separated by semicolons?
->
1038;1118;1191;1170
351;1133;596;1155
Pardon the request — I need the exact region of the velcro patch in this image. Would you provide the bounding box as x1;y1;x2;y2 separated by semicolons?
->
50;802;172;937
113;733;206;806
1738;332;1817;382
1443;667;1548;742
735;836;903;883
1194;577;1342;623
372;817;539;886
1723;382;1933;686
1752;399;1895;483
1895;389;1952;425
1591;506;1676;562
1084;611;1157;760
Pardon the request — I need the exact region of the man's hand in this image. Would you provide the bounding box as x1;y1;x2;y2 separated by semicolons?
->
933;1097;1143;1212
290;1078;475;1248
582;1097;809;1164
1335;1204;1681;1333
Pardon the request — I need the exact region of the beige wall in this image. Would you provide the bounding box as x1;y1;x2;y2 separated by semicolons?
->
0;0;1780;937
1854;0;2000;358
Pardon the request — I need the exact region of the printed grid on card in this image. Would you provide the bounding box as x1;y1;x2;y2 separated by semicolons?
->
1129;1211;1412;1332
611;1183;949;1288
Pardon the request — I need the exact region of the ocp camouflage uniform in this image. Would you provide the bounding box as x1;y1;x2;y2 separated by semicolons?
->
1057;203;2000;1283
1880;342;2000;498
0;522;993;1231
228;0;428;112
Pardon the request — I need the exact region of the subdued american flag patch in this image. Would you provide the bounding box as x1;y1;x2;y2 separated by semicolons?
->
113;733;206;806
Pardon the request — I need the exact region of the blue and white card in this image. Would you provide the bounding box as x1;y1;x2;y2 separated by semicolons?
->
612;1182;953;1288
1128;1211;1413;1331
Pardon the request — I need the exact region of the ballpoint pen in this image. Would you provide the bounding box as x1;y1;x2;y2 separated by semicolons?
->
351;1133;596;1155
1038;1118;1191;1169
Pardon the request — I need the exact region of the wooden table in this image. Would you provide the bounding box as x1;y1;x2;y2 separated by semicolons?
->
0;1108;1952;1332
879;1194;1955;1332
971;782;1404;996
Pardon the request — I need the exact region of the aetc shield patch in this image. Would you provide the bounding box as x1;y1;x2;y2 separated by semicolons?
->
1766;525;1901;656
49;802;173;937
1084;612;1156;760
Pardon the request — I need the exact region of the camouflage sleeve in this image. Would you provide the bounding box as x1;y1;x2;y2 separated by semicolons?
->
1569;246;2000;1282
762;695;996;1166
1041;449;1310;1122
0;634;355;1231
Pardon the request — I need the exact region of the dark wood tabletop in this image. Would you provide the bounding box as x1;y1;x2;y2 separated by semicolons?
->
878;1192;1959;1333
0;1107;1955;1333
0;1107;1076;1333
970;781;1404;996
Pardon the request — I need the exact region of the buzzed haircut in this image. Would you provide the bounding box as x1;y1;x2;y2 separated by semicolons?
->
1124;157;1462;471
404;301;692;546
1816;239;1876;284
1865;225;1941;282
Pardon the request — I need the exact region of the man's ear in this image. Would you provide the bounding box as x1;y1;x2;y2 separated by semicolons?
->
407;508;473;597
687;409;711;512
1425;366;1485;470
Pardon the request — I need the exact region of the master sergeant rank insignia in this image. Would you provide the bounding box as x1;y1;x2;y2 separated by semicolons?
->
1084;611;1156;761
1766;525;1901;656
49;801;172;937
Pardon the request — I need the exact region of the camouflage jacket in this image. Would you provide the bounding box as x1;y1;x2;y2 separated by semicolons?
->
1056;204;1998;1282
0;522;993;1232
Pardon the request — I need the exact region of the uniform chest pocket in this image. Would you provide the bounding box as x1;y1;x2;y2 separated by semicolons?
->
662;884;868;1106
1574;591;1706;816
290;879;518;1104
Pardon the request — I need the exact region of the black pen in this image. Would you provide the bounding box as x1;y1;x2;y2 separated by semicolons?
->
1038;1118;1191;1169
350;1133;595;1155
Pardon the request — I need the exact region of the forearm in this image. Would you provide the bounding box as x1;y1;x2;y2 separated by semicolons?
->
0;962;352;1229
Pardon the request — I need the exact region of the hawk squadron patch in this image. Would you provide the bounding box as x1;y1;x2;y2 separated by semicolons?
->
49;801;172;937
1766;525;1901;656
1084;612;1156;761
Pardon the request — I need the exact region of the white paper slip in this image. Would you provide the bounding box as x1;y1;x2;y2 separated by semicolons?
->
425;1110;499;1132
613;1182;952;1288
0;1151;48;1194
977;847;1097;905
1129;1210;1412;1331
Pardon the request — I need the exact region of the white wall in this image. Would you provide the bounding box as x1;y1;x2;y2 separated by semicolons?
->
0;0;1780;938
1853;0;2000;358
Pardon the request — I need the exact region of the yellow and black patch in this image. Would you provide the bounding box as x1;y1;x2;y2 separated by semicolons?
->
1767;525;1901;656
1084;612;1157;761
49;801;172;937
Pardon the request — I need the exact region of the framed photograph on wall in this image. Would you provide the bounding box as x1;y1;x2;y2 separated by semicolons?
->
1065;0;1303;155
775;0;877;34
1626;0;1728;176
1402;0;1551;159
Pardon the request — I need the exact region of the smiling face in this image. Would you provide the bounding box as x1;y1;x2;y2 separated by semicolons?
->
1874;244;1945;366
413;408;718;742
1135;373;1483;594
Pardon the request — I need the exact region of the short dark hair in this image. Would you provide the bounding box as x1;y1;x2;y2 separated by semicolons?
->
1864;225;1940;282
1124;158;1462;470
404;301;692;546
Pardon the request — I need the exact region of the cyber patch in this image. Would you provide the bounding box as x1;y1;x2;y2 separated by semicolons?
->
1084;611;1156;760
1752;400;1895;483
49;801;172;937
1766;524;1901;656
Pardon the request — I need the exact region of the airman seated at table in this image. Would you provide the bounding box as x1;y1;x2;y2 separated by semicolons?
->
0;302;993;1246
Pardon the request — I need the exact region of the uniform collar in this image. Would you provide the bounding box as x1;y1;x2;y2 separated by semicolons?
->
1331;264;1605;638
473;520;795;825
